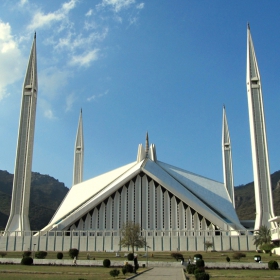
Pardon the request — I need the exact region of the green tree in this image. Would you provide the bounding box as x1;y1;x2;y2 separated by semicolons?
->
204;241;213;252
119;221;146;254
253;225;271;248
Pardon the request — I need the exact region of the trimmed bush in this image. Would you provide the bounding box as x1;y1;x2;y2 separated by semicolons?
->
268;260;279;270
103;259;111;268
232;252;246;261
260;243;275;253
21;257;33;265
194;268;205;274
127;253;134;261
68;248;79;259
194;253;203;262
57;252;63;259
171;252;184;261
195;272;210;280
196;259;205;268
23;251;32;257
0;252;7;258
187;264;196;274
226;256;230;263
125;264;133;273
109;269;120;278
122;267;127;275
35;251;47;259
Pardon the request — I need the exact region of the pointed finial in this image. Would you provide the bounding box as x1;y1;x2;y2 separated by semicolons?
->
34;32;36;39
247;23;250;30
145;132;149;158
223;104;225;109
80;108;82;114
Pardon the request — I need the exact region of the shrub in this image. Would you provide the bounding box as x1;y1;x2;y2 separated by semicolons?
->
232;252;246;261
21;257;33;265
35;251;47;259
194;268;205;275
23;251;32;257
268;260;279;270
103;259;111;268
226;256;230;262
194;254;203;260
57;252;63;259
171;252;184;261
195;272;210;280
260;243;275;253
109;269;120;278
187;264;196;274
127;253;134;261
122;267;127;275
196;259;205;268
68;248;79;259
0;252;7;258
125;264;133;273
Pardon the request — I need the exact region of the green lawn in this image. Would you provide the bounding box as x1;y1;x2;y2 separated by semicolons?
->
1;250;280;263
186;269;280;280
0;264;144;280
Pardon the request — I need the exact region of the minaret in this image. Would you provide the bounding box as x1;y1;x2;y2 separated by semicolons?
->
72;109;84;186
5;34;37;233
145;132;149;158
222;105;235;208
246;24;275;229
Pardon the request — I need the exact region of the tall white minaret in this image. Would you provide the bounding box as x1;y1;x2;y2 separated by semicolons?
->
246;24;275;230
5;34;37;233
222;105;235;208
72;109;84;186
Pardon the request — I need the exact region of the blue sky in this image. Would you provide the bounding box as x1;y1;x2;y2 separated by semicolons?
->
0;0;279;189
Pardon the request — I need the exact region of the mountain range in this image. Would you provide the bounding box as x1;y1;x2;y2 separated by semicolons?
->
0;169;279;230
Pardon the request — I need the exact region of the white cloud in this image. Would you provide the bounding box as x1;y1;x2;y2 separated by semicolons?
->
55;29;108;51
69;49;99;67
39;99;56;119
27;0;78;30
85;9;93;17
44;109;55;119
136;3;144;9
65;93;76;112
98;0;136;13
19;0;28;7
39;67;71;99
0;21;24;101
87;90;108;102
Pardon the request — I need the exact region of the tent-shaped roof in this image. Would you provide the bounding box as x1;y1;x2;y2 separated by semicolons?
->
40;143;245;232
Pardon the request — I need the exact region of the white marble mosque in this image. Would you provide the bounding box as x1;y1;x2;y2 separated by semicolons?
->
2;26;280;253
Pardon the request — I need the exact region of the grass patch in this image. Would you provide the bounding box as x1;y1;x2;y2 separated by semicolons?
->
0;264;144;279
2;250;279;263
187;269;280;279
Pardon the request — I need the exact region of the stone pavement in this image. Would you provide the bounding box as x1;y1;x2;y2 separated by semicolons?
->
132;267;185;280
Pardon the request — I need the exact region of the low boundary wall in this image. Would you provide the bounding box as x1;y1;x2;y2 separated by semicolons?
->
0;231;256;252
0;258;269;269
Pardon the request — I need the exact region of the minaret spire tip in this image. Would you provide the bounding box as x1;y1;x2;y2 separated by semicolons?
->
247;23;250;30
145;131;149;158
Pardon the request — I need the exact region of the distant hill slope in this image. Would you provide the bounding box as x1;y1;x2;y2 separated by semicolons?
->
0;169;279;230
235;170;280;220
0;170;68;230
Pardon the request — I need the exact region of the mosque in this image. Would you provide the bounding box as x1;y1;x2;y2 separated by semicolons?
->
2;25;280;252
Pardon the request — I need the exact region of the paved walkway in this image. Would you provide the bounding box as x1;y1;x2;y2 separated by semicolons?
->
133;267;185;280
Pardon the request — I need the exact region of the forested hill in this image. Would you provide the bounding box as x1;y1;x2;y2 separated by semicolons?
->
0;170;68;231
235;170;280;220
0;169;280;230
